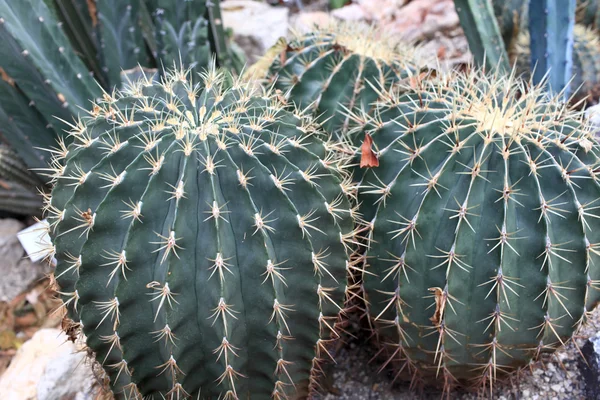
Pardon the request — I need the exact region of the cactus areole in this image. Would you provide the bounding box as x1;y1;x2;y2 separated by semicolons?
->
45;67;356;399
355;69;600;391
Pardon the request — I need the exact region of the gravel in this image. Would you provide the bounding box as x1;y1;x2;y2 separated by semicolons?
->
319;311;600;400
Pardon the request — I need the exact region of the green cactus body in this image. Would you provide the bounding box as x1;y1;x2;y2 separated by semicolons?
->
96;0;150;87
0;145;44;215
354;69;600;390
148;0;210;76
510;24;600;102
263;24;420;139
453;0;510;71
45;67;355;399
491;0;527;48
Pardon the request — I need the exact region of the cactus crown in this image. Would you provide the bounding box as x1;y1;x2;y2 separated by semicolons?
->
261;22;422;139
44;65;357;399
298;23;420;63
353;67;600;392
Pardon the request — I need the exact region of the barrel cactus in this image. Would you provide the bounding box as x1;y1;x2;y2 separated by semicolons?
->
353;68;600;392
43;66;356;399
258;23;421;139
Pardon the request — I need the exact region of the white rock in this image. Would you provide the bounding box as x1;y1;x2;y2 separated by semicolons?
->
0;329;98;400
221;0;289;64
291;11;335;35
551;384;562;393
331;4;367;21
586;103;600;135
0;219;49;302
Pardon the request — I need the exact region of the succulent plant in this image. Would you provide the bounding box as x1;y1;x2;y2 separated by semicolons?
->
453;0;510;71
0;0;239;189
528;0;576;97
510;24;600;103
0;145;44;216
44;66;357;399
260;23;421;139
351;68;600;393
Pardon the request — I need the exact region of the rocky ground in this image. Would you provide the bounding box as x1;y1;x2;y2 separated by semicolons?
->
1;1;600;399
1;208;599;400
221;0;471;69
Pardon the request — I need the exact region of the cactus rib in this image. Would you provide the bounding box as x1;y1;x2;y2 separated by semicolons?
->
46;66;356;398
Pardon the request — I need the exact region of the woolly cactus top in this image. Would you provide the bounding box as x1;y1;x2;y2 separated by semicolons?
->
42;66;357;399
354;68;600;390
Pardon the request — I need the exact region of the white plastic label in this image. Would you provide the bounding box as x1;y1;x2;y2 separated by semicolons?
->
17;219;54;264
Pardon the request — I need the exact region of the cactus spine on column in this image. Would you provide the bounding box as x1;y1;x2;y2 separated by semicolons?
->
259;23;421;139
352;68;600;392
44;66;357;399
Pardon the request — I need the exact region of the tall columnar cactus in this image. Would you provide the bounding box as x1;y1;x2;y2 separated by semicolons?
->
528;0;577;97
352;68;600;392
43;66;357;399
510;24;600;103
260;23;421;139
452;0;510;72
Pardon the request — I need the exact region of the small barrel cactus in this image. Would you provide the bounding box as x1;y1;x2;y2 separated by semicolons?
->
43;66;357;399
353;68;600;393
510;24;600;102
257;23;421;138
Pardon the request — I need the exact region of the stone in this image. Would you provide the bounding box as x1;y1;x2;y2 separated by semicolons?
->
389;0;458;41
0;219;49;302
221;0;289;65
551;384;562;393
0;328;101;400
580;331;600;399
585;103;600;137
357;0;407;23
331;4;367;21
291;11;335;35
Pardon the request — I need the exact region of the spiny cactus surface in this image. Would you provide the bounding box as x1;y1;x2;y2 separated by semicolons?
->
45;67;356;399
262;23;420;139
353;68;600;392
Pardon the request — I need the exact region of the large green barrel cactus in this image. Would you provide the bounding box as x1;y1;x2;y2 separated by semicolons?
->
259;23;421;139
353;68;600;391
510;24;600;102
43;66;356;399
